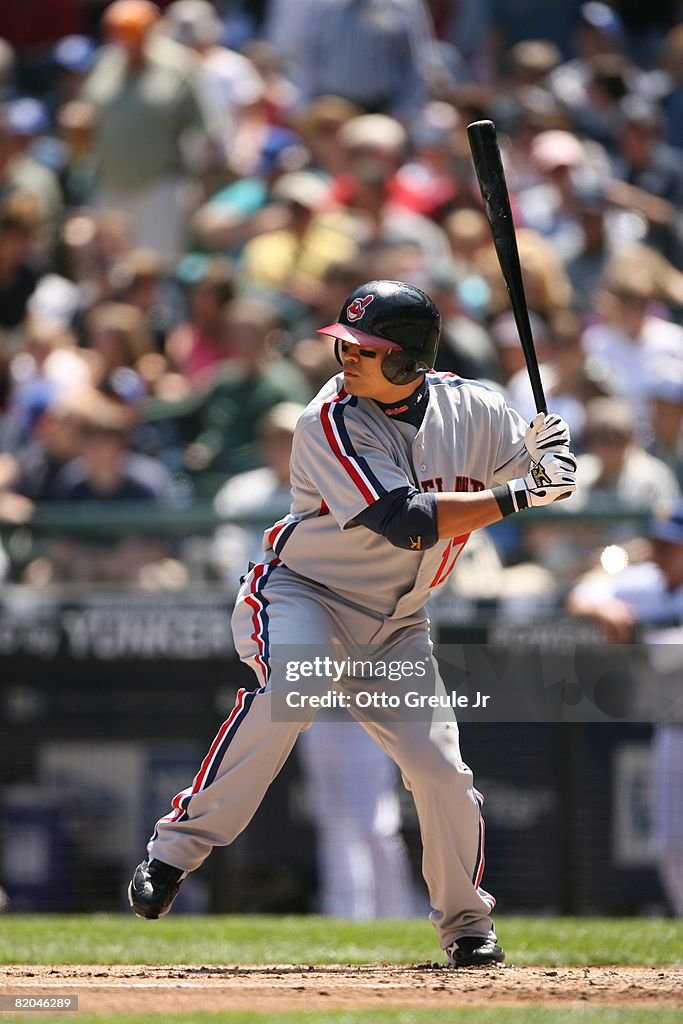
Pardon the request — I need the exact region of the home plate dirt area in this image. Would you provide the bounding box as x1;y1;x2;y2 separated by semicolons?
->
2;964;682;1014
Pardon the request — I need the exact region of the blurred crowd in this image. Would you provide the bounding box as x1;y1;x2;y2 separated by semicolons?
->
0;0;683;598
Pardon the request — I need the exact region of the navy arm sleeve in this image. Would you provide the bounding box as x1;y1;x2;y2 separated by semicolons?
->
352;486;439;550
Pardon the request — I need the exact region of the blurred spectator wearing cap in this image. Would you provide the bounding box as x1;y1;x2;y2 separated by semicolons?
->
387;101;462;220
517;129;612;263
81;0;215;260
571;396;680;514
240;39;301;126
109;247;182;354
142;296;311;494
647;363;683;489
548;2;628;112
564;177;614;312
442;206;491;271
52;99;99;209
161;0;265;167
292;96;363;178
238;171;359;302
490;39;563;141
51;387;172;503
25;386;178;587
582;251;683;439
2;314;92;451
508;39;563;91
192;125;311;254
266;0;442;123
48;35;98;122
608;95;683;269
0;97;64;257
165;254;235;385
498;85;573;199
332;113;452;264
0;383;90;503
85;300;155;404
575;53;634;152
567;498;683;916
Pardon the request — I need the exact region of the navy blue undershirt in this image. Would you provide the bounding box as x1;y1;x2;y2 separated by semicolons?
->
372;375;429;429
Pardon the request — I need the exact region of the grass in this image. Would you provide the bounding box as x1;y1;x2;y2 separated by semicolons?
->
0;915;682;967
5;1011;683;1024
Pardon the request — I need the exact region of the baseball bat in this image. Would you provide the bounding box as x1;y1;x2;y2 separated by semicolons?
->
467;119;548;415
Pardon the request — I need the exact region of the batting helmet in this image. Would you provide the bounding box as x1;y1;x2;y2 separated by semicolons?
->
318;280;441;384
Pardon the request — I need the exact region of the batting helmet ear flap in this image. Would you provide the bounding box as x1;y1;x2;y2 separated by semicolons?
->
381;351;429;384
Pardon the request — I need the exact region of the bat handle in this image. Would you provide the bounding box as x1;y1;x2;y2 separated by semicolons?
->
528;354;548;413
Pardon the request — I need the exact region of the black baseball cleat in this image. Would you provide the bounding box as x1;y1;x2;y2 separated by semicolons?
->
445;935;505;968
128;858;187;919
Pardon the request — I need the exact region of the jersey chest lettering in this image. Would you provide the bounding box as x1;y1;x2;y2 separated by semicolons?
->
420;475;485;493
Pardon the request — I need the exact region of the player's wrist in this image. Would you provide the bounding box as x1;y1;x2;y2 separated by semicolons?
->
492;483;526;516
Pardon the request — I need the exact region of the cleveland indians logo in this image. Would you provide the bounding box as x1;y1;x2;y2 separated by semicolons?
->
346;294;374;321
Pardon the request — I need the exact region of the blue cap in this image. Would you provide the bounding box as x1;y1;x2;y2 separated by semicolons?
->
649;501;683;545
2;97;49;136
53;35;97;74
580;2;624;37
19;379;58;434
107;367;147;405
255;127;308;177
175;251;212;285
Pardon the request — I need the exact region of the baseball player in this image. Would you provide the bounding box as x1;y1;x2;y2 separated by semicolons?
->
129;280;577;966
567;499;683;916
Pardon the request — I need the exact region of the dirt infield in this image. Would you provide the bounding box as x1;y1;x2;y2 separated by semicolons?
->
1;964;682;1014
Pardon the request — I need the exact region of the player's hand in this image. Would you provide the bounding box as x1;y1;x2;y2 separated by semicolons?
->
507;451;577;510
525;412;571;462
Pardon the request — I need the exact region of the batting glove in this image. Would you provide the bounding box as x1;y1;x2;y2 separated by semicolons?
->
525;412;571;462
506;450;577;510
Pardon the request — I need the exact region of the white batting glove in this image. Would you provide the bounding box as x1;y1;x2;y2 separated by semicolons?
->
525;412;571;462
506;451;577;510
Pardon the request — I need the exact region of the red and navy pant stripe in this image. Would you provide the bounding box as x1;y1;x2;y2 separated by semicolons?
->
152;560;278;837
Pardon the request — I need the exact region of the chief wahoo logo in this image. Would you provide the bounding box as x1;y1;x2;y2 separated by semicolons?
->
346;294;374;321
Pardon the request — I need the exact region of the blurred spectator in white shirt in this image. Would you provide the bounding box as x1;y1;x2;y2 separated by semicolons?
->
582;251;683;442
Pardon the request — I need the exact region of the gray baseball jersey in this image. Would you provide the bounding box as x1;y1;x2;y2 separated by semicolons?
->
263;370;530;616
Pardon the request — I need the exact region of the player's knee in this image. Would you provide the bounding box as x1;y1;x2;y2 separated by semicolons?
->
399;744;472;789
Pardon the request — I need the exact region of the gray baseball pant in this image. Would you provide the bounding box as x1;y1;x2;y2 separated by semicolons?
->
148;561;495;947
